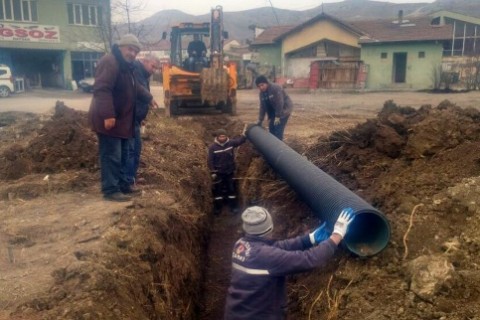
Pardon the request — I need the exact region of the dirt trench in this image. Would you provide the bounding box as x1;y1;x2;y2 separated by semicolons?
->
0;105;254;319
1;98;480;320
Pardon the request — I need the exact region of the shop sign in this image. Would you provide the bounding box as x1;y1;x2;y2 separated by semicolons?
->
0;23;60;43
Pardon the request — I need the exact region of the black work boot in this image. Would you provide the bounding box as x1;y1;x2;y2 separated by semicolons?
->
213;200;223;216
104;192;132;202
120;186;142;196
228;197;240;214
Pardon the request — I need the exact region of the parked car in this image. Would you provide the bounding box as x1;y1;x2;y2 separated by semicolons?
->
0;64;15;98
78;77;95;93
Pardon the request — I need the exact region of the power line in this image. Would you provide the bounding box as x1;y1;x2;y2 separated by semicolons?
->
267;0;280;25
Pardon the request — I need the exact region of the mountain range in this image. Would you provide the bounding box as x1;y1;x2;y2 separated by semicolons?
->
132;0;480;43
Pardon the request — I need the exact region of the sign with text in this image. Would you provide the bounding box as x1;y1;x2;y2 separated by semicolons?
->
0;23;60;43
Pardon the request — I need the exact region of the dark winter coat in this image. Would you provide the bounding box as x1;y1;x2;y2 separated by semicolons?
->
224;234;337;320
88;45;152;139
258;82;293;122
133;60;151;124
207;136;247;175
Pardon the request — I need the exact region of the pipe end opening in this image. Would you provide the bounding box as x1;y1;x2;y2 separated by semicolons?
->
344;211;390;257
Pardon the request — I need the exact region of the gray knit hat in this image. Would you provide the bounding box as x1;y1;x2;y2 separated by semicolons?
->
117;34;142;51
242;206;273;236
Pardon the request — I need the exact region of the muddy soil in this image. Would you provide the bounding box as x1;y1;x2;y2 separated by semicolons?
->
1;89;480;320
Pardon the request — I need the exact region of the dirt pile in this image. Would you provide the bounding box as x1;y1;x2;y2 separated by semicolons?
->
310;100;480;213
281;100;480;319
0;102;97;181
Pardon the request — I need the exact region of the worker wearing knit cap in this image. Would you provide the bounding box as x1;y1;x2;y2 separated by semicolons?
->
207;128;247;215
117;34;142;52
224;206;355;319
255;75;293;141
88;33;153;202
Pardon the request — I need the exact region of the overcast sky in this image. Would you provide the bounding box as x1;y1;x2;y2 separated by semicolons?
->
131;0;436;19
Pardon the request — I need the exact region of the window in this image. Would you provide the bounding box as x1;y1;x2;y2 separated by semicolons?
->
418;51;425;58
0;0;38;22
67;3;103;26
381;52;388;59
72;51;104;80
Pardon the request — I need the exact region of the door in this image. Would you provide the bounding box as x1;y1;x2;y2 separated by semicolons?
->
72;61;85;83
393;52;407;83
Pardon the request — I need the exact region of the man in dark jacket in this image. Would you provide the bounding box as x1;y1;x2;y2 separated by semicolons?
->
207;128;247;215
255;75;293;141
88;34;153;202
224;206;355;319
126;54;160;186
184;34;208;71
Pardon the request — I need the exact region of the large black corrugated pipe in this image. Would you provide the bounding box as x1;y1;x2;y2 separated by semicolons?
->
246;125;390;257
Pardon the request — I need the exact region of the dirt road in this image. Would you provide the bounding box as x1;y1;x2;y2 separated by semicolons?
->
2;85;480;116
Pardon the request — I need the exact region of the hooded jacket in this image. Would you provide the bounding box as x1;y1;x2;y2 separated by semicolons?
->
258;82;293;122
207;135;247;175
88;45;152;138
224;234;337;320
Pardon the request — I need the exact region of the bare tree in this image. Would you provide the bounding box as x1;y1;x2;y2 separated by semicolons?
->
110;0;161;45
111;0;145;32
96;3;113;52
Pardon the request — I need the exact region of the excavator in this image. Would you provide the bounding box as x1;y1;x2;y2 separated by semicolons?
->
161;6;237;117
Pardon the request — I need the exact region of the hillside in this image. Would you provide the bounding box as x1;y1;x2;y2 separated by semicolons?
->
132;0;480;43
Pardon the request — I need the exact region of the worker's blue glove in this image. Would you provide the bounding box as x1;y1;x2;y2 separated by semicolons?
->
274;118;281;126
309;221;330;245
333;208;355;238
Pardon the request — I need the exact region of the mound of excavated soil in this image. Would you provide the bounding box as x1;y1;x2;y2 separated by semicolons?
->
309;100;480;213
0;102;97;181
277;100;480;320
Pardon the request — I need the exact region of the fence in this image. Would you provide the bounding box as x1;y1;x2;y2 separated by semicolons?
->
310;61;365;89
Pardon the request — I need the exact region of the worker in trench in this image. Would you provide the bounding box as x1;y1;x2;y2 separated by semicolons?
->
224;206;355;319
207;128;247;215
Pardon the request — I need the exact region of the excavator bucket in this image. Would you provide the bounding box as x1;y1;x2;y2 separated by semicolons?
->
200;68;229;105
